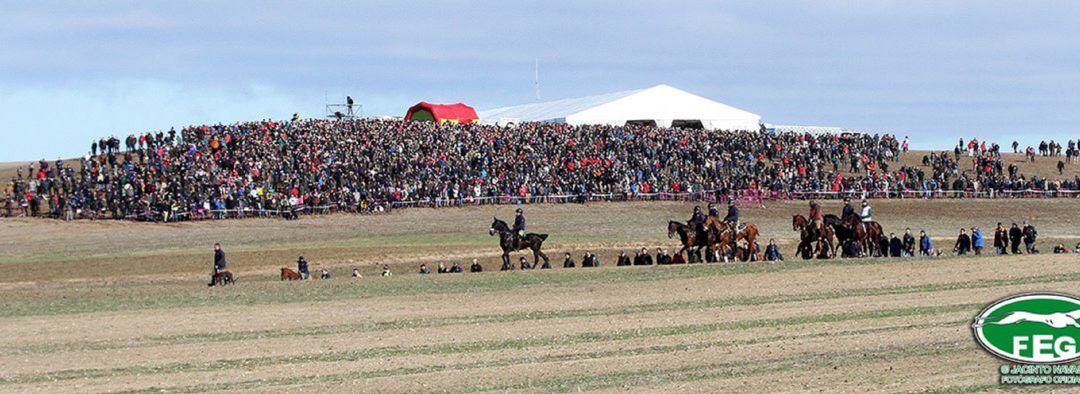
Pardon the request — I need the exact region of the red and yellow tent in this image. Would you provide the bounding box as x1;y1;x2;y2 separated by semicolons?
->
404;102;479;124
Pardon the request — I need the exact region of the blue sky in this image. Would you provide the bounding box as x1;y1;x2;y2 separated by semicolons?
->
1;1;1078;161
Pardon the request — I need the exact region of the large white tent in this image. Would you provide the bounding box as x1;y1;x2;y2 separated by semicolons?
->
478;84;761;130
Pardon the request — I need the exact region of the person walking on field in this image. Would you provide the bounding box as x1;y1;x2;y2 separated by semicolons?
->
209;243;227;286
954;228;971;255
971;227;984;255
993;222;1008;255
1023;221;1038;254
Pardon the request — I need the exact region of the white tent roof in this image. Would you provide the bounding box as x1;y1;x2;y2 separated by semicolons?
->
478;84;761;130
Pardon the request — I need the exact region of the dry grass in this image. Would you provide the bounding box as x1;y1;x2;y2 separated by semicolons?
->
0;199;1078;392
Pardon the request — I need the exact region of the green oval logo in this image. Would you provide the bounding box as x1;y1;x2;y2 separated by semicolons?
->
973;293;1080;364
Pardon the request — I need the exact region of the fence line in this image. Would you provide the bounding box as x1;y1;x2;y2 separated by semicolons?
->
6;187;1077;222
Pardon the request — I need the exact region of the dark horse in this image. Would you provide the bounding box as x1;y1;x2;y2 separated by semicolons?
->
668;220;710;263
210;270;235;286
490;217;550;269
831;214;884;257
792;214;833;259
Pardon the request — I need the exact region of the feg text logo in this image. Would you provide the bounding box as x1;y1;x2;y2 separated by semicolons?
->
972;293;1080;364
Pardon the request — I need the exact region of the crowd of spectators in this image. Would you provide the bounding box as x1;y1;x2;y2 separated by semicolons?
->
3;118;1077;221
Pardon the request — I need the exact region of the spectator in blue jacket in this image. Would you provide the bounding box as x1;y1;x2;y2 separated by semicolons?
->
919;230;934;256
971;227;984;255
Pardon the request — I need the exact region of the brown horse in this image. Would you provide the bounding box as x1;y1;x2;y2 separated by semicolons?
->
704;216;760;257
792;214;834;259
843;215;884;257
281;267;302;281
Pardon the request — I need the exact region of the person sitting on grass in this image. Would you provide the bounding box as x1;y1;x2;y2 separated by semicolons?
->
562;252;575;268
352;268;362;278
519;256;531;270
764;239;783;261
1074;242;1080;254
581;252;598;267
616;251;631;266
320;269;330;280
381;264;392;277
437;262;448;274
451;262;464;273
1053;243;1069;254
672;251;686;264
470;259;483;273
419;263;431;274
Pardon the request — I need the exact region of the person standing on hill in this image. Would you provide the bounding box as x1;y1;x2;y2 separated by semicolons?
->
954;229;971;255
971;227;984;255
1009;223;1023;255
209;243;226;286
919;230;934;256
902;228;916;257
993;223;1008;255
1022;221;1038;254
297;256;310;280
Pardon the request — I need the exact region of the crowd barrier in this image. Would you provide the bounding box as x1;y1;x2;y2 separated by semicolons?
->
4;188;1078;222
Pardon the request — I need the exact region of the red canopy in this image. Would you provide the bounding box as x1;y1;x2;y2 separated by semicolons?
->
405;102;479;124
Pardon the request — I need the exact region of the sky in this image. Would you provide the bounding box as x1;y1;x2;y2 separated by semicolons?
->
2;0;1079;161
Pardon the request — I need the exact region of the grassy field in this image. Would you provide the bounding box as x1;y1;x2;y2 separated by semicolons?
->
0;199;1078;392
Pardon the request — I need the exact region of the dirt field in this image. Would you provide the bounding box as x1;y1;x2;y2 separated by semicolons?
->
0;199;1078;392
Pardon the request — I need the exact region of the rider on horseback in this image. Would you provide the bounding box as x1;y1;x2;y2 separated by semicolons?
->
723;199;739;234
841;197;856;222
859;200;874;232
809;199;823;231
512;208;526;248
707;202;719;218
689;205;707;234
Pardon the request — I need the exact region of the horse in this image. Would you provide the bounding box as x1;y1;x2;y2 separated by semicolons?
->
668;220;709;263
490;217;550;269
281;267;301;281
210;270;235;286
793;214;834;259
841;214;884;257
704;216;760;258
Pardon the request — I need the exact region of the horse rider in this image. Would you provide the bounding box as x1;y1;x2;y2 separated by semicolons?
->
723;199;739;234
512;208;526;247
841;197;856;222
209;243;226;286
707;202;719;218
859;199;874;232
808;199;823;231
689;205;707;235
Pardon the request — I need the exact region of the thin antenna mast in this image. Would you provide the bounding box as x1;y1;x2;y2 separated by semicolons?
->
534;58;541;101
